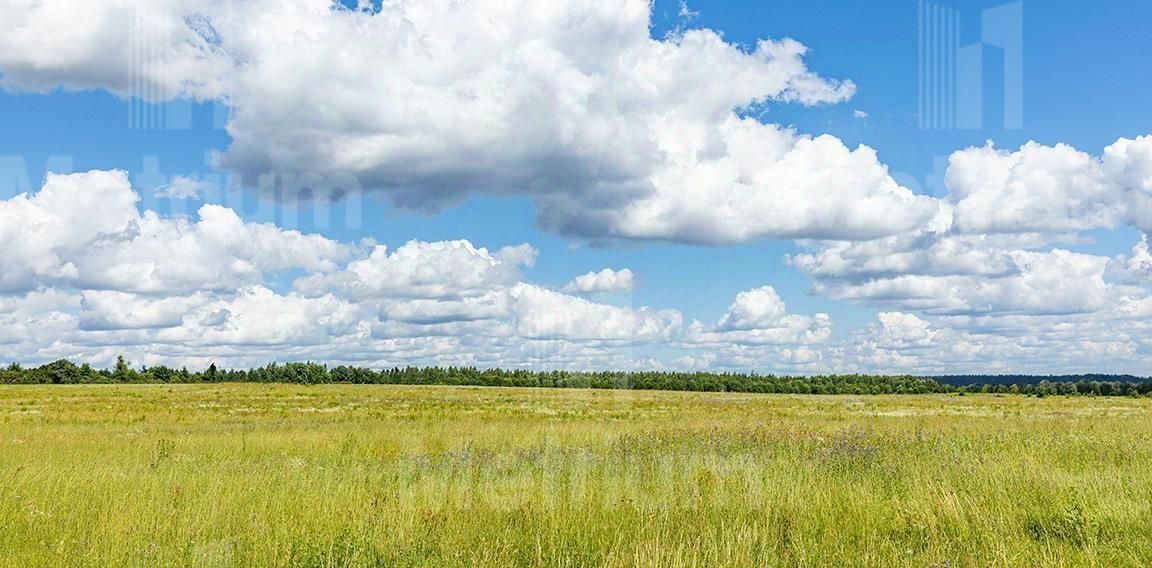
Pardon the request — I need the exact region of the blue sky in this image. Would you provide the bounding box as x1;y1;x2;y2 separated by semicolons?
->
1;0;1151;373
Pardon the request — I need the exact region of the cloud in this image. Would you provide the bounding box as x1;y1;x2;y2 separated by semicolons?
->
80;290;211;331
0;170;139;292
804;247;1117;316
6;171;1147;373
562;268;635;294
677;0;700;20
294;240;534;301
380;293;514;326
0;0;231;100
836;309;1152;375
946;141;1123;234
0;170;351;295
1110;233;1152;285
0;170;700;368
942;136;1152;235
70;287;367;347
684;286;833;346
7;5;1152;373
77;204;351;294
716;286;789;331
155;286;366;347
0;289;78;346
788;227;1035;283
210;4;858;221
154;176;210;199
0;0;957;244
872;312;936;348
1104;135;1152;230
788;137;1152;318
511;284;681;342
550;119;940;243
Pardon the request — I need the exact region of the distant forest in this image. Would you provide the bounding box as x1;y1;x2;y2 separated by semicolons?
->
934;374;1147;386
3;357;1151;397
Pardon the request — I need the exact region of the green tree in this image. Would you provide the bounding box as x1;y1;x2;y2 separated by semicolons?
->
112;355;137;382
42;359;82;384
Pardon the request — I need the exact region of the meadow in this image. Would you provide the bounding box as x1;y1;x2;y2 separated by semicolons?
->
1;384;1150;567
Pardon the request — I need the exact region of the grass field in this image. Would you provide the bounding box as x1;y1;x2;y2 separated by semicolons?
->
1;384;1150;567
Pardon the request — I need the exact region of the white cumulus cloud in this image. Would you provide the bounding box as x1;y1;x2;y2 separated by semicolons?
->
562;268;635;294
0;0;953;245
512;285;681;342
0;170;351;295
295;240;535;301
685;286;833;346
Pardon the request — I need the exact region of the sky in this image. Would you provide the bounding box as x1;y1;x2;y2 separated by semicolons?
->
1;0;1152;374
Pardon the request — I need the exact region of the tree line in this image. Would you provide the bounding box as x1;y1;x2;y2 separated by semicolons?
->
2;357;1151;397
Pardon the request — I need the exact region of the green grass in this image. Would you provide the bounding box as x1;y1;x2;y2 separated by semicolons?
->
1;384;1150;566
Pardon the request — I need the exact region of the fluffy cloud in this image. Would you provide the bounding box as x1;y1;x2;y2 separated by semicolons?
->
80;291;211;331
78;204;350;294
871;312;936;348
75;287;366;347
685;286;832;346
947;142;1122;234
0;289;78;346
945;136;1152;234
10;171;1146;373
512;285;681;342
788;228;1032;283
839;310;1152;375
0;170;351;294
0;0;949;244
8;4;1152;373
0;168;697;368
0;170;139;292
0;0;231;100
801;246;1117;316
786;136;1152;317
789;136;1152;318
155;176;211;199
562;268;635;294
1104;136;1152;230
214;4;857;212
716;286;790;331
556;119;940;243
155;287;365;347
294;240;534;301
380;293;514;326
1110;233;1152;285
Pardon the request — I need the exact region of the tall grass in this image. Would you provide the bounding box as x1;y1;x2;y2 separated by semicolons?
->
1;384;1150;566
